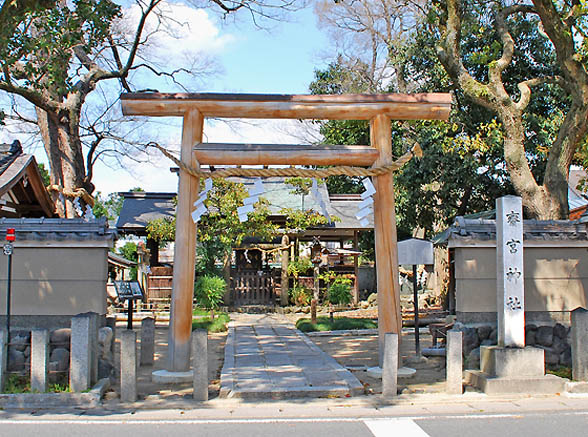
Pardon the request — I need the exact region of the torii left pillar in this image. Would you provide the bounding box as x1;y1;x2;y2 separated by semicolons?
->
168;110;203;371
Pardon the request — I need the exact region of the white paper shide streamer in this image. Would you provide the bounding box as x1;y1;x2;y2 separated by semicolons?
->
310;178;331;223
356;177;375;227
191;178;213;223
239;178;264;222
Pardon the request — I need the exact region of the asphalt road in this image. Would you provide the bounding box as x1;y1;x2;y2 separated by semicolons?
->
0;411;587;437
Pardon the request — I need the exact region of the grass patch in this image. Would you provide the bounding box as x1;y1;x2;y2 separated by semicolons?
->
2;375;71;393
547;366;572;379
296;316;377;333
192;307;213;317
192;312;230;333
3;375;30;394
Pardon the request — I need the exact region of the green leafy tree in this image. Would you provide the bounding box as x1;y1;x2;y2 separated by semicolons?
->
117;242;138;279
194;274;225;319
37;163;50;186
432;0;588;218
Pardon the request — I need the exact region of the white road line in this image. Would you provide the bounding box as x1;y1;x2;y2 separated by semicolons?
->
364;419;430;437
0;411;586;425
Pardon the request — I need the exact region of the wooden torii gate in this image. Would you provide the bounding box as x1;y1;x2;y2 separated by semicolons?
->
121;92;452;373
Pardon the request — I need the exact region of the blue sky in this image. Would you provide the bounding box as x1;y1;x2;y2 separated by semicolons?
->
91;2;332;194
209;5;329;94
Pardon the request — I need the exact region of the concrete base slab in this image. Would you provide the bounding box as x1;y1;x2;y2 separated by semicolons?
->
366;366;417;380
152;369;193;384
465;370;566;395
566;381;588;394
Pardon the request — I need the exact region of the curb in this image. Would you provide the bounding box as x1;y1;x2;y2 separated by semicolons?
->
0;378;110;409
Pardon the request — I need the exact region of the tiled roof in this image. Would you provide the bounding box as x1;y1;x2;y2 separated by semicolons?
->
0;141;22;176
434;217;588;244
116;192;176;235
0;217;115;241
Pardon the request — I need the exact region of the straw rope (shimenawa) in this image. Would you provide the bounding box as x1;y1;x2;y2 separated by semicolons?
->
147;142;422;179
47;185;95;207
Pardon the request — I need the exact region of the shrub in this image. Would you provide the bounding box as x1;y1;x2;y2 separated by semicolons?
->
326;276;352;306
194;274;225;319
289;283;312;305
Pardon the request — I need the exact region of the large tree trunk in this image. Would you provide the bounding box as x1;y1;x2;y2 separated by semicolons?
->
36;107;90;218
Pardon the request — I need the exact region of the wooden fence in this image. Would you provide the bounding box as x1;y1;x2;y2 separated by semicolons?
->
230;270;276;306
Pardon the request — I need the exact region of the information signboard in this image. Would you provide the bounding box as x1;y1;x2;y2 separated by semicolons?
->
114;281;145;301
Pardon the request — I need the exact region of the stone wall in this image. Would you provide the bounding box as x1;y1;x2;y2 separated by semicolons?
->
454;322;572;370
4;326;114;383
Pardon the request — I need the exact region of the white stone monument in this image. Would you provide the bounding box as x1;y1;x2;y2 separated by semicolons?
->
496;195;525;347
464;195;565;394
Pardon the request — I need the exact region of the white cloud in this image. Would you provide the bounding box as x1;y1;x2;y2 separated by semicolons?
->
119;1;233;63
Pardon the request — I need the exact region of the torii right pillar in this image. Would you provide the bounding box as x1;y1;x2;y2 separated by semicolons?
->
371;114;402;367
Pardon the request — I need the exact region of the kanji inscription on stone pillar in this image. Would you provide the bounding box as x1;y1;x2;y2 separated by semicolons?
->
496;195;525;348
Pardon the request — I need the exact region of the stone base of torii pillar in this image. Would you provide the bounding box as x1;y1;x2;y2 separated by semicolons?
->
465;345;565;395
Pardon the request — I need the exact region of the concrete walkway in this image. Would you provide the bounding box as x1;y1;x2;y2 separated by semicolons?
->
219;314;364;399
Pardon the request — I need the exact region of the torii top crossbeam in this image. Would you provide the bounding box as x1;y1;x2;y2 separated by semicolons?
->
120;91;452;375
121;92;451;120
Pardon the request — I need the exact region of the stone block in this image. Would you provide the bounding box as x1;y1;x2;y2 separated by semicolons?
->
140;317;155;366
192;329;208;401
0;330;7;391
70;314;91;392
50;348;70;372
120;330;137;402
571;307;588;381
446;330;463;394
50;328;71;349
85;312;99;386
480;346;544;378
7;347;25;371
536;326;554;347
98;327;113;361
382;333;398;397
10;331;30;352
31;329;50;393
553;323;567;339
477;325;492;342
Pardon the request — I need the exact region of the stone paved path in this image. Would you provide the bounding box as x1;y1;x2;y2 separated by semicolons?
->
219;315;364;399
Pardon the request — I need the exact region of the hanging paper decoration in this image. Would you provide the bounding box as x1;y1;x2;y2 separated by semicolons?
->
191;178;213;223
84;204;95;221
238;178;264;222
356;177;376;227
73;197;83;217
309;178;331;223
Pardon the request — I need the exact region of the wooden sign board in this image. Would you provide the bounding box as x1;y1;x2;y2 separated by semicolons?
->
114;281;145;301
398;238;434;266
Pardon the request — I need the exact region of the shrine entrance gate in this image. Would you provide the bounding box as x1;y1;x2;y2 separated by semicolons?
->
121;92;451;372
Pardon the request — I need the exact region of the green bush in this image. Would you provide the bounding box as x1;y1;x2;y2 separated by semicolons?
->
326;276;352;305
289;283;312;305
194;274;225;319
287;257;313;278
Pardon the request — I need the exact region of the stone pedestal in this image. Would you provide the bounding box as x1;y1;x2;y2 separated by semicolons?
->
465;346;565;394
446;330;463;394
120;330;137;402
571;307;588;381
31;329;50;393
140;317;155;366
